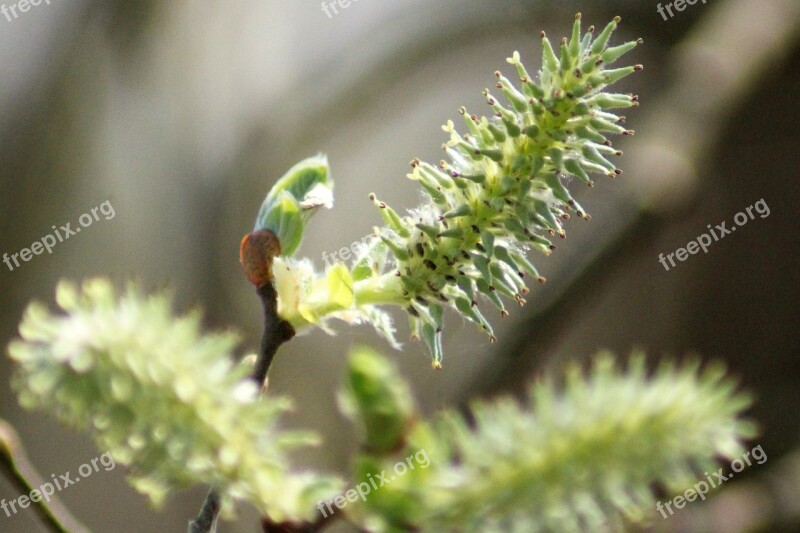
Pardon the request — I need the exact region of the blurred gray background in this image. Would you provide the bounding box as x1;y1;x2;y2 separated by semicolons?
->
1;0;799;531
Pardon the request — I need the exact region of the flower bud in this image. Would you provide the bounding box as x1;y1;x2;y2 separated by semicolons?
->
239;229;281;287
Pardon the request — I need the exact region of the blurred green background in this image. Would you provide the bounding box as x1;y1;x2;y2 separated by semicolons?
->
1;1;798;531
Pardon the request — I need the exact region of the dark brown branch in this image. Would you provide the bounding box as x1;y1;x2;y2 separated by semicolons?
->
252;280;295;387
190;272;295;533
188;488;220;533
255;272;345;533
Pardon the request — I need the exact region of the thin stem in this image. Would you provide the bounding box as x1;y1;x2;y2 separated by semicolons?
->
188;488;220;533
252;280;296;387
0;420;90;533
190;279;296;533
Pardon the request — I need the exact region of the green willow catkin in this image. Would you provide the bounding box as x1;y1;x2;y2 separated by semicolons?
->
8;280;343;522
341;349;755;532
258;15;642;367
365;15;641;365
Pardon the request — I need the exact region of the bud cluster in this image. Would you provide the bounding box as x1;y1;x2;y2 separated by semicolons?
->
367;15;641;364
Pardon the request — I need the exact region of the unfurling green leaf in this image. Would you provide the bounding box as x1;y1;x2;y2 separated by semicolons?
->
255;155;333;256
